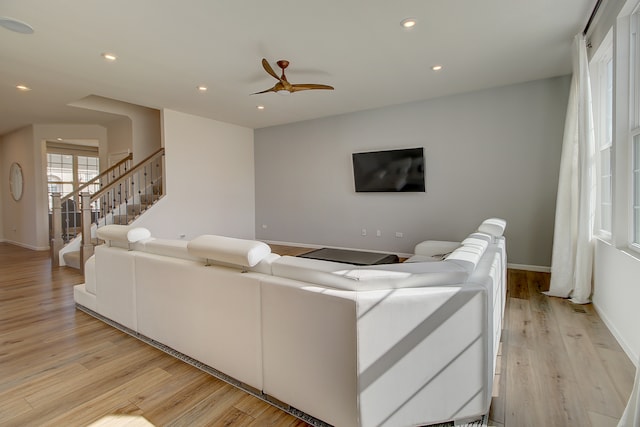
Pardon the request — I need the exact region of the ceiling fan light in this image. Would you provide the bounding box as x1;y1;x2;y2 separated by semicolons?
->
276;89;291;96
0;17;34;34
401;18;417;29
101;52;117;61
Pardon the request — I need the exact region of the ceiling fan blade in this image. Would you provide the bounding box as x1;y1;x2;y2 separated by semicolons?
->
252;87;277;95
252;60;333;95
252;81;288;95
290;83;335;92
261;58;281;81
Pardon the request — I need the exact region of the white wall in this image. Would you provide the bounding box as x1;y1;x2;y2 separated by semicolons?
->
588;0;640;366
105;117;133;166
0;136;4;241
0;126;43;249
0;124;109;249
594;240;640;363
255;76;570;267
70;95;161;161
135;109;255;240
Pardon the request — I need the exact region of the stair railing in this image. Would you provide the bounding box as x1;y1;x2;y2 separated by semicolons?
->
50;148;165;270
51;153;133;244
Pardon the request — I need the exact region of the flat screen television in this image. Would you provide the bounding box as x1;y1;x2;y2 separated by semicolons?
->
352;147;425;192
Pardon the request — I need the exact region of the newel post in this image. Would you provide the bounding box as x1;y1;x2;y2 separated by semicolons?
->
50;193;64;268
80;192;94;273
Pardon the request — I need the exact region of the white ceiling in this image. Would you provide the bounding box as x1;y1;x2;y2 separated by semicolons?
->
0;0;594;136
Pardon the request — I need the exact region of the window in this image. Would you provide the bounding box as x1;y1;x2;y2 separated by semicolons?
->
591;32;613;237
634;135;640;245
47;153;74;198
46;143;100;210
631;9;640;248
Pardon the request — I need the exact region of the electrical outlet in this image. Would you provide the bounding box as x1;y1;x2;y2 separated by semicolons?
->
361;228;367;236
376;229;381;237
395;232;404;238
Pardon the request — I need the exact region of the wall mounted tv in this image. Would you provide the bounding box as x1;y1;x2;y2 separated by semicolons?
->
352;147;425;193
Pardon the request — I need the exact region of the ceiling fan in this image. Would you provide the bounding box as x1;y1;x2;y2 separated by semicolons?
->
252;58;334;95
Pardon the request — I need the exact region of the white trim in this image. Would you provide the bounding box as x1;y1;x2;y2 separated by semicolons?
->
591;32;614;236
622;245;640;260
506;263;551;273
2;239;50;251
592;300;639;367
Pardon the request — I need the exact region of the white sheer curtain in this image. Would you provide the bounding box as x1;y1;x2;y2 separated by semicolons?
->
545;33;596;304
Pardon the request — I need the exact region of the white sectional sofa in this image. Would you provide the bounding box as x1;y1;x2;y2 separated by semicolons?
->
74;219;507;427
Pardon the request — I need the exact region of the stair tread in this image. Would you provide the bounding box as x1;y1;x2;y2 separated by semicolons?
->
63;251;81;270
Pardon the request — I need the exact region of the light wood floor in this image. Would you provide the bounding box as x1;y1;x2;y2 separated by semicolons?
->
0;243;635;426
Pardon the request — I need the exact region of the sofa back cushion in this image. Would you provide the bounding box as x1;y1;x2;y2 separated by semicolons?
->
442;231;493;272
135;238;203;261
478;218;507;237
187;235;271;268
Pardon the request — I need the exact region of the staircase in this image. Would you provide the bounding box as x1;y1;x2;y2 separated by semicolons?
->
51;148;165;270
110;182;163;225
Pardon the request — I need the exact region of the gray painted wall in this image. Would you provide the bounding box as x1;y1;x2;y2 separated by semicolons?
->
255;76;570;267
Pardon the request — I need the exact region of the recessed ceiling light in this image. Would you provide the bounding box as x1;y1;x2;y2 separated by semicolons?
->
101;52;117;61
431;65;443;71
197;85;208;92
16;84;31;91
0;17;34;34
257;105;265;110
401;18;417;29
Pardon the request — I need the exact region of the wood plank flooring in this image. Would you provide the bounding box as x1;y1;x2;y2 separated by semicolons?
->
0;243;635;426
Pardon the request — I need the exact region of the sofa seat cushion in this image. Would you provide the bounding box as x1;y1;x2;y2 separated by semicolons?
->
187;235;271;267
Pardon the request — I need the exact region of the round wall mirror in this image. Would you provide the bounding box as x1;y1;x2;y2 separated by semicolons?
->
9;162;23;201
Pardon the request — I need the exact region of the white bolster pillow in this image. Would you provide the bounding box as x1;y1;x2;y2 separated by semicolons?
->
96;224;151;243
477;218;507;237
187;235;271;267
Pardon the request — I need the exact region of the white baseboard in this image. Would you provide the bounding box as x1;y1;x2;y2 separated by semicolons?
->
592;301;639;367
2;239;50;251
507;263;551;273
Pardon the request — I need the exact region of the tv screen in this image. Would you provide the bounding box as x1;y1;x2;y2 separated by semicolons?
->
352;147;425;192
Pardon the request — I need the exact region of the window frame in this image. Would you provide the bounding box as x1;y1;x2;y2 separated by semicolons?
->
591;31;614;239
628;7;640;251
46;146;100;211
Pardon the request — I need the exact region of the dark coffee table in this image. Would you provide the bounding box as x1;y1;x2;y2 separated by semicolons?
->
298;247;399;266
